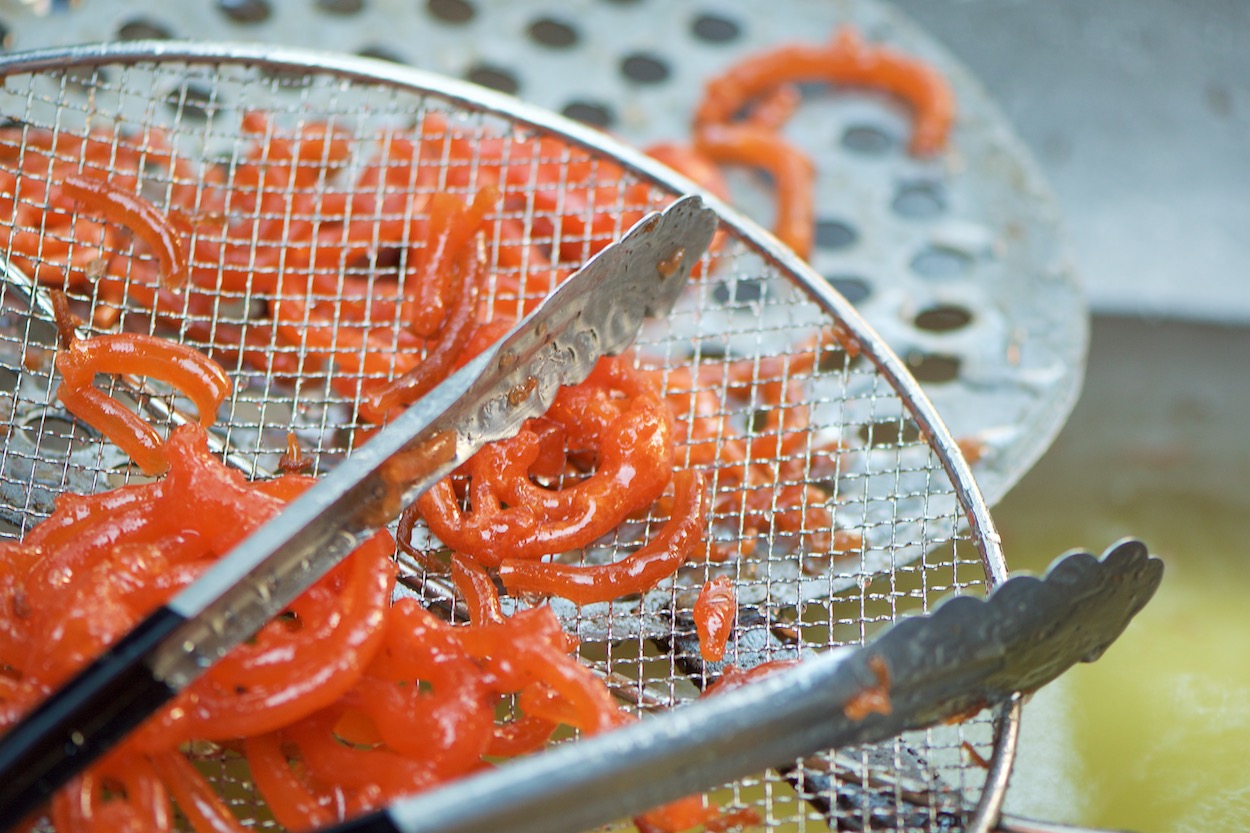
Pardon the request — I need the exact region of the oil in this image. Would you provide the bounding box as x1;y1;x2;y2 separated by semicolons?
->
993;316;1250;833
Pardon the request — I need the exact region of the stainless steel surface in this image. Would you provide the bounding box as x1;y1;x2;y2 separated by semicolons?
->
376;542;1162;833
0;0;1087;507
0;39;1015;830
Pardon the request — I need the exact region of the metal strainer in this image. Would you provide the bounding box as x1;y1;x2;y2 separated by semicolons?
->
0;39;1059;833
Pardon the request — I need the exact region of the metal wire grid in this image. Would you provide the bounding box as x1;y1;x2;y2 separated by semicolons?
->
0;0;1089;520
0;46;1004;831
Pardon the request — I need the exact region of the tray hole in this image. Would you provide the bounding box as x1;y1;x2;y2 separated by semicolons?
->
216;0;272;24
906;351;961;383
426;0;475;24
0;515;22;540
561;100;614;129
858;419;922;449
315;0;365;13
106;463;162;489
621;53;670;84
528;17;579;49
712;278;765;307
465;64;520;95
166;84;215;123
822;274;870;304
116;18;174;40
22;415;93;455
687;342;732;361
892;182;946;219
816;348;861;378
841;124;896;156
814;218;857;251
691;13;741;44
357;45;406;64
914;304;972;333
63;66;110;91
260;66;315;88
21;317;61;351
911;245;972;280
746;408;770;434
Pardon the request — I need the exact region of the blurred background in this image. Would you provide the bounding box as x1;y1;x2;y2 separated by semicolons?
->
0;0;1245;830
887;3;1250;831
992;317;1250;832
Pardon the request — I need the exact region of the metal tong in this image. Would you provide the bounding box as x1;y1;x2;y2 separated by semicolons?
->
321;539;1163;833
0;194;720;827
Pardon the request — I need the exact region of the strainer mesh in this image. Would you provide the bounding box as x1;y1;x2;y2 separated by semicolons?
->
0;49;999;832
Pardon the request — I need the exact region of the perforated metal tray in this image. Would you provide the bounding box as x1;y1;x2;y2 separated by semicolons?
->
0;0;1087;506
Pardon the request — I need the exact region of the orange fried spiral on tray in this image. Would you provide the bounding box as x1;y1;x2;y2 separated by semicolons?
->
694;26;955;156
410;355;710;605
691;25;954;258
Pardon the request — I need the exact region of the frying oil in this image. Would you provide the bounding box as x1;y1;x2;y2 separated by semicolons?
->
994;316;1250;833
999;493;1250;832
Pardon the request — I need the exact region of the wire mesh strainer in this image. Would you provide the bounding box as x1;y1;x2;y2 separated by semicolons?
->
0;40;1017;832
